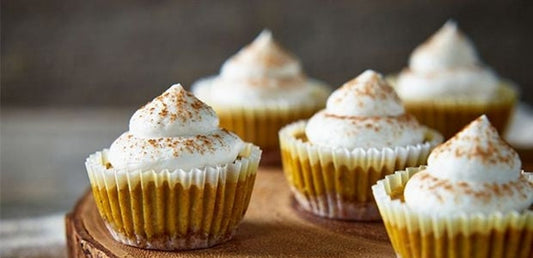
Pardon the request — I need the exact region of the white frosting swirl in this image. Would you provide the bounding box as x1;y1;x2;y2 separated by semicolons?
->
409;20;479;73
192;30;329;106
305;70;426;149
220;30;302;81
396;20;499;100
404;115;533;215
108;84;244;171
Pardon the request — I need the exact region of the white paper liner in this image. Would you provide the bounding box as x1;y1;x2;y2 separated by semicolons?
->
85;143;261;250
193;79;330;149
387;77;518;138
279;121;443;220
372;167;533;258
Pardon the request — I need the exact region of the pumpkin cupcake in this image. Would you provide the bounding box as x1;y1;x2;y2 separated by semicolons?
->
372;115;533;258
192;30;330;164
279;70;442;220
85;84;261;250
391;20;517;139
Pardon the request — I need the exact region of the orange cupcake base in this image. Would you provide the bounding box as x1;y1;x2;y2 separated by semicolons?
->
402;83;517;139
279;121;443;221
86;144;261;250
372;167;533;258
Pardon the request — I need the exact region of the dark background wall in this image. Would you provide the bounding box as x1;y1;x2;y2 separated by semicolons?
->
2;0;533;108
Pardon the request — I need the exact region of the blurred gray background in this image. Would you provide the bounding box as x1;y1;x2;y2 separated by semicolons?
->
2;0;533;107
1;1;533;220
1;3;533;256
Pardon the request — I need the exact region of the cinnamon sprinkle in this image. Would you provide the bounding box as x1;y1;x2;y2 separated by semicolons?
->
417;172;530;202
432;116;517;166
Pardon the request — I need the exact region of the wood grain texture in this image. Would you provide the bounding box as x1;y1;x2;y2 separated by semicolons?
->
66;168;394;257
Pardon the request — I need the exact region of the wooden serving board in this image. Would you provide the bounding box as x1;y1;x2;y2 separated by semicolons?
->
66;168;394;257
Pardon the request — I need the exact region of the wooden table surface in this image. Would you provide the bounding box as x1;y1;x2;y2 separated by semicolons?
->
66;168;394;257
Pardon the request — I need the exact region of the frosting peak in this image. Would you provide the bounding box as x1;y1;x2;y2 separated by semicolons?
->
410;20;479;73
192;30;330;107
220;29;303;81
326;70;404;117
404;115;532;215
130;84;218;138
244;30;286;59
395;20;500;101
305;70;426;149
108;84;243;171
428;115;521;183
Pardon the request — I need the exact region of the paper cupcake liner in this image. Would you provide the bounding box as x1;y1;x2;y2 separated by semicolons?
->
214;102;322;150
85;143;261;250
399;82;517;139
193;78;330;151
279;121;443;221
372;167;533;258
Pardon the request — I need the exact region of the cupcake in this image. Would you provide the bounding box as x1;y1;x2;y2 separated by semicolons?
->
192;30;330;164
85;84;261;250
372;115;533;258
392;20;517;139
279;70;443;220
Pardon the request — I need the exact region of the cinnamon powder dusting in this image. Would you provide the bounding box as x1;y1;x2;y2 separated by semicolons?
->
335;74;400;102
144;87;211;125
431;116;516;166
242;75;306;89
323;113;419;131
136;131;224;158
234;38;296;67
417;172;529;202
147;139;158;147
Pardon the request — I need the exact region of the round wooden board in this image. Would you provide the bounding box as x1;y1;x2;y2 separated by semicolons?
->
66;168;395;257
